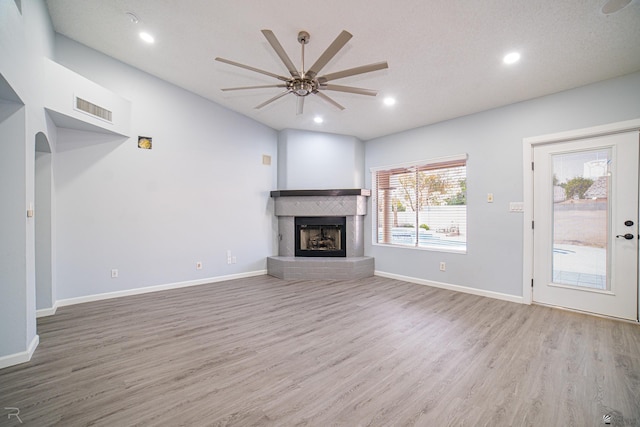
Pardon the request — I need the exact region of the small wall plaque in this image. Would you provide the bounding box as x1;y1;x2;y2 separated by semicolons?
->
138;136;152;149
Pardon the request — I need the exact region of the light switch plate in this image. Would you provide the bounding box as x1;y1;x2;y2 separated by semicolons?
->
509;202;524;212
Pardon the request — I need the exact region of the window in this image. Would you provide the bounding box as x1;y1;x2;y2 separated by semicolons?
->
371;154;467;252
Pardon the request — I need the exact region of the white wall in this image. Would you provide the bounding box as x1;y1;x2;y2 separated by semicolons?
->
365;71;640;298
278;129;364;189
0;102;27;356
53;36;278;300
0;0;57;366
35;146;53;310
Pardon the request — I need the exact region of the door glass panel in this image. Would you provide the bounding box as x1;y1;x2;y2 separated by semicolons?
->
551;149;610;289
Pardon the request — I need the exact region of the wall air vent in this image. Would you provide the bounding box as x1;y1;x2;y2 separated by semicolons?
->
74;96;113;123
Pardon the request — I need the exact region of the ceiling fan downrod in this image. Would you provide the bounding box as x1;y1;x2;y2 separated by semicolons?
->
298;30;310;79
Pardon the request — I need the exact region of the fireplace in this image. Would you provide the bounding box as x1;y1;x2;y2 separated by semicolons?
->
267;189;374;280
295;216;346;257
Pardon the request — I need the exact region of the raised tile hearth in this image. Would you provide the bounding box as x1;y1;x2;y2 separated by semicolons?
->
267;256;374;280
268;189;374;280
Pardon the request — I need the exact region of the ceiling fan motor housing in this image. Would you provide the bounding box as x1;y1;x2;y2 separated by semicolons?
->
290;78;317;96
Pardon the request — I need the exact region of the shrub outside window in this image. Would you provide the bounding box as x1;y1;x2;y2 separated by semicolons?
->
371;154;467;252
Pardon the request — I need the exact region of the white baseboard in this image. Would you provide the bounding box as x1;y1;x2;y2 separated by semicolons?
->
374;270;524;304
36;301;58;318
0;334;39;370
56;270;267;309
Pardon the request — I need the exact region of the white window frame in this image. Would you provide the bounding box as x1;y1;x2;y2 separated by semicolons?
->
370;153;468;254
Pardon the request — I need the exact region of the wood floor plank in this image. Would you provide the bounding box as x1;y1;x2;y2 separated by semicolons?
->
1;275;639;426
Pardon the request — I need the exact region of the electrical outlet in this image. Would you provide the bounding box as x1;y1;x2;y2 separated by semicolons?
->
439;262;446;272
196;261;202;270
111;269;118;278
487;193;494;203
232;256;237;264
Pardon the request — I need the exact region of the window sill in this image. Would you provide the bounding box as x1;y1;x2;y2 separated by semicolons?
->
372;242;467;254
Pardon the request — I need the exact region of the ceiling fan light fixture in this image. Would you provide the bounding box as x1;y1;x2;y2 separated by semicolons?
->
292;80;315;96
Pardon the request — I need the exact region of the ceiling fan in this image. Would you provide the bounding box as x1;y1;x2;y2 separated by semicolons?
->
215;30;389;115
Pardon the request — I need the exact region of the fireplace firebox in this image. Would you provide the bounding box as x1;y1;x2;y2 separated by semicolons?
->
295;216;346;257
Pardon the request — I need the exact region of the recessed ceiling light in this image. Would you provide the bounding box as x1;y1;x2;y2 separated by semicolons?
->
601;0;631;14
313;116;323;124
503;52;521;65
139;32;155;43
383;97;396;106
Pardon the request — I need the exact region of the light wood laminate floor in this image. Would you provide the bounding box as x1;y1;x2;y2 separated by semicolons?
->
1;276;639;426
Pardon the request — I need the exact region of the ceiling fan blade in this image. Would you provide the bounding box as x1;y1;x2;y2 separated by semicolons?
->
261;30;301;78
221;84;287;91
321;84;377;96
319;61;389;82
314;91;345;111
255;90;291;109
296;96;304;115
306;30;352;79
215;57;289;82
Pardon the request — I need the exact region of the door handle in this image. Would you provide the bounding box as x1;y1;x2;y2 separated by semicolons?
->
616;233;635;240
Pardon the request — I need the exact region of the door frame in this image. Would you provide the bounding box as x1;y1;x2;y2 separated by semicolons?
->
522;119;640;316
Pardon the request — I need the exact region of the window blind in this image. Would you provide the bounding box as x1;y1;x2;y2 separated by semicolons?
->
372;155;467;252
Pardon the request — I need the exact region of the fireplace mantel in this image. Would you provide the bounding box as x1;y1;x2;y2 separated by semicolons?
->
270;189;371;197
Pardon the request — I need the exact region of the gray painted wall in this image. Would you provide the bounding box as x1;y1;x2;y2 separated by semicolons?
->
0;0;56;363
277;129;364;189
35;147;53;310
0;103;27;356
365;71;640;297
53;36;279;300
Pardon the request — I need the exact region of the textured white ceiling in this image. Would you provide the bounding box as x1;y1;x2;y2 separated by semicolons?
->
45;0;640;140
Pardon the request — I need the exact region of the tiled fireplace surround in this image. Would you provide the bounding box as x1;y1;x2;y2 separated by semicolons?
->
267;189;375;280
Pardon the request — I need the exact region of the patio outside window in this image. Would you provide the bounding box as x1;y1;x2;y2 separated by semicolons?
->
372;154;467;253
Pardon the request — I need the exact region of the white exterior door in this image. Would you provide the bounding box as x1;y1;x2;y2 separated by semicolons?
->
532;131;639;321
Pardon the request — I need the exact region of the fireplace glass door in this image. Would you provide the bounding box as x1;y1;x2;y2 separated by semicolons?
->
295;217;347;257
